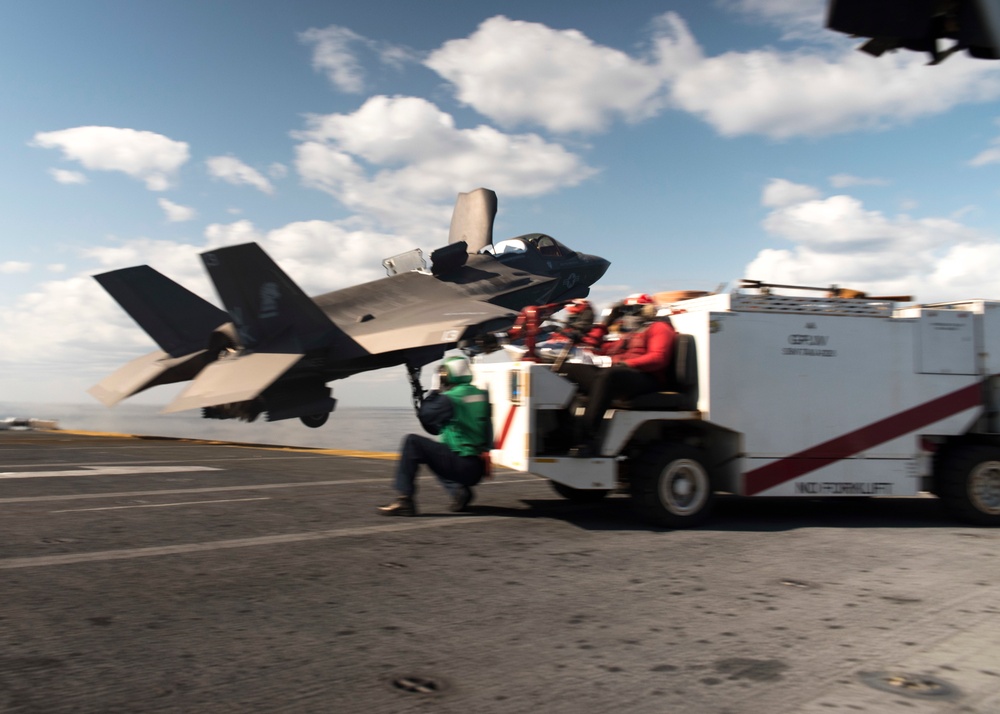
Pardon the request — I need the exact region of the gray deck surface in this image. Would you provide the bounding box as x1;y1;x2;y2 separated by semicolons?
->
1;431;998;713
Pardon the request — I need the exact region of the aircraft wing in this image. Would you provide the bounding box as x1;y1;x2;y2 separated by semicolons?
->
88;349;212;407
342;297;518;354
163;352;303;414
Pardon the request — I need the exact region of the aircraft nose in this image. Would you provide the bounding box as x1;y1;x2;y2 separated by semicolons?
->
585;254;611;281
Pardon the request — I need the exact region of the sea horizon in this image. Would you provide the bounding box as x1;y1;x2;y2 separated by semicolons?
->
0;401;420;453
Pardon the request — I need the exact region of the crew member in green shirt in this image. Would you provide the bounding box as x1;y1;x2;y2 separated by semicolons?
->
379;356;493;516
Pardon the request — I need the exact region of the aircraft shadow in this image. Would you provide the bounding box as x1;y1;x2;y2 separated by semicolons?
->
466;494;965;533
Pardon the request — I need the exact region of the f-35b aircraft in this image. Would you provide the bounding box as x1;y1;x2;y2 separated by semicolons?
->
89;188;609;427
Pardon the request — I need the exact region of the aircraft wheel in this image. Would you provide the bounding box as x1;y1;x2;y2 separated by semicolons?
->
631;444;714;528
300;413;329;429
550;481;610;503
936;444;1000;526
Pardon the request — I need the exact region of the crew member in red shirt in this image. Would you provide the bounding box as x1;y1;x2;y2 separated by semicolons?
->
561;294;676;457
559;299;608;348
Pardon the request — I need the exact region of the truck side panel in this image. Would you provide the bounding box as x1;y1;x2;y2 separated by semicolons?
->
673;303;982;497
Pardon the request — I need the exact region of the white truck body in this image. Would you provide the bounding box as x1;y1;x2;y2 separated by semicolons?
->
474;291;1000;526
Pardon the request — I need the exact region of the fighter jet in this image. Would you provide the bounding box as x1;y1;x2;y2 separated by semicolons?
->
827;0;1000;63
89;188;609;427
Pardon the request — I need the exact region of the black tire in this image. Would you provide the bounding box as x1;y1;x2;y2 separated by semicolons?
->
550;481;610;503
300;413;329;429
630;444;714;528
935;444;1000;526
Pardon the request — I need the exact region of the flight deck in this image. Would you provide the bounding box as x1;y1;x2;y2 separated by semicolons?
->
2;431;998;713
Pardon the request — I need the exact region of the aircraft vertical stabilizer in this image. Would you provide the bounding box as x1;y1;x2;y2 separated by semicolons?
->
199;243;363;358
94;266;229;357
448;188;497;253
162;243;370;415
89;266;233;406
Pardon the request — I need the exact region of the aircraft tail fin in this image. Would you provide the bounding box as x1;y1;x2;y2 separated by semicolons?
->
448;188;497;253
94;266;230;357
158;243;368;414
200;243;355;353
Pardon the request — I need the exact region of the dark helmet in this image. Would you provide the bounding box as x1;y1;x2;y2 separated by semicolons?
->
618;293;656;332
565;299;594;330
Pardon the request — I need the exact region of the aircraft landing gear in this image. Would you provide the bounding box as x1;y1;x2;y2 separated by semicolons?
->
300;413;329;428
406;364;425;413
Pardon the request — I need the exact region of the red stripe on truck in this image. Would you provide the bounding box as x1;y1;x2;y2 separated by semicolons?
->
494;405;519;450
743;381;982;496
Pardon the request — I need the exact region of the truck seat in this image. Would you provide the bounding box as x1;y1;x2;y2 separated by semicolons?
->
611;332;698;411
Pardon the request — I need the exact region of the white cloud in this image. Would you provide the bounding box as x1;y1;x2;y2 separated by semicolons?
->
829;173;890;188
204;219;417;294
0;218;421;375
968;126;1000;166
762;178;821;207
378;44;417;70
32;126;189;190
0;261;31;274
0;275;145;372
206;156;275;194
426;16;667;133
719;0;827;39
47;264;66;273
300;25;367;93
158;198;196;222
293;95;597;234
424;13;1000;139
657;13;1000;139
48;168;88;185
969;144;1000;166
745;180;1000;301
299;24;419;94
268;162;288;179
82;238;212;297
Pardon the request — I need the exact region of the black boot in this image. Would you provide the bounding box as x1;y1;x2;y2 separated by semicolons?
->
449;486;475;512
378;496;416;516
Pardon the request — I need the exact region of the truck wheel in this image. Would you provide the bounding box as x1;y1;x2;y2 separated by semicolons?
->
550;481;610;503
631;444;714;528
936;445;1000;526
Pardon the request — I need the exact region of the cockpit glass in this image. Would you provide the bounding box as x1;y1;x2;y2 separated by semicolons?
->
535;236;561;257
486;239;528;256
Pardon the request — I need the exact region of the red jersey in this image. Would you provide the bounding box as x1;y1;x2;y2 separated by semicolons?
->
547;323;608;348
608;321;676;384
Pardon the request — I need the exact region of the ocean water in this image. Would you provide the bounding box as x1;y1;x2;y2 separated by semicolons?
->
0;401;421;453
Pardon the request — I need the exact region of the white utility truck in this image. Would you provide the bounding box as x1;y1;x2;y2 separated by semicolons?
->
473;285;1000;527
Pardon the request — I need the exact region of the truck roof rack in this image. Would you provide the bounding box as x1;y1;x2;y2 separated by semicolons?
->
739;279;911;302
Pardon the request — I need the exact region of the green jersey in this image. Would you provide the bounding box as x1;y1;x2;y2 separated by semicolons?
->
440;382;492;457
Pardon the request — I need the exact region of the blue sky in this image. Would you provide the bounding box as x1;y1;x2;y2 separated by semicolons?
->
5;0;1000;408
